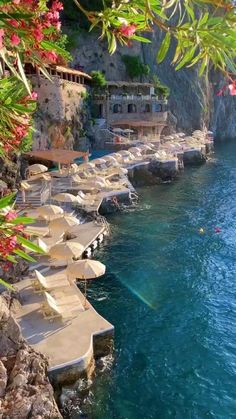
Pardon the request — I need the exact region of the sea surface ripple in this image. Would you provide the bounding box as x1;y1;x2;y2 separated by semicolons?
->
67;141;236;419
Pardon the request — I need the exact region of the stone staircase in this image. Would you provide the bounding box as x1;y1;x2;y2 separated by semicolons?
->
16;183;50;208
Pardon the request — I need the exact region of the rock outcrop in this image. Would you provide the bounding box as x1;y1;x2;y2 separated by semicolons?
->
66;25;236;140
0;293;62;419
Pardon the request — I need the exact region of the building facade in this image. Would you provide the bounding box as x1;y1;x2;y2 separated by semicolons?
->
92;81;168;140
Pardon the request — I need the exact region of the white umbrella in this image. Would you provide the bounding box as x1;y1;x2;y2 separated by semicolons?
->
66;259;106;307
113;128;124;133
52;193;79;203
36;205;64;220
49;215;80;233
139;144;153;150
29;164;48;174
129;147;141;153
123;129;134;133
49;242;84;264
103;155;117;163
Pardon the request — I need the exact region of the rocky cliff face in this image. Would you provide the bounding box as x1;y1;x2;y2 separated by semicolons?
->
68;27;235;140
0;293;62;419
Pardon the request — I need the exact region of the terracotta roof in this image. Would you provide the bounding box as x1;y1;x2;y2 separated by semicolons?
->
24;149;87;165
54;66;91;80
112;120;165;127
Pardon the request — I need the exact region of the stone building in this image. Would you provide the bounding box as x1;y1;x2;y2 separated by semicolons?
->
25;64;91;150
92;81;168;140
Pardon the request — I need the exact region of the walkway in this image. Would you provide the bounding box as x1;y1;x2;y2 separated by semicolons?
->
15;277;114;372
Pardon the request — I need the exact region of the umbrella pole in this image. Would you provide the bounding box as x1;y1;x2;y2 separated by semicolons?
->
84;277;88;309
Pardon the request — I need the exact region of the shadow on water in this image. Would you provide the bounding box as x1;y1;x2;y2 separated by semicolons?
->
62;141;236;419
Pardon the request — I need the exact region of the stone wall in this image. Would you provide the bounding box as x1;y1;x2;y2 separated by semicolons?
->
29;75;88;151
0;293;62;418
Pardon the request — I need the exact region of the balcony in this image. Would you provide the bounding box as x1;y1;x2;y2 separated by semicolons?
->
109;94;167;102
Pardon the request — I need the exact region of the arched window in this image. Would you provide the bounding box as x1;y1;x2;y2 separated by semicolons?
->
154;103;162;112
113;104;122;113
144;104;151;113
128;103;137;113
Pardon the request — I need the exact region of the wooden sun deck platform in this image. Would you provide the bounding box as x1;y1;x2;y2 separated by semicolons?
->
15;276;114;381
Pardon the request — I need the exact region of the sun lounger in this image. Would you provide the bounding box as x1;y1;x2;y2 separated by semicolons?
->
41;291;84;320
31;269;70;293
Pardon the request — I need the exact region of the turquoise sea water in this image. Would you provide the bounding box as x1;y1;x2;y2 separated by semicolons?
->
68;141;236;418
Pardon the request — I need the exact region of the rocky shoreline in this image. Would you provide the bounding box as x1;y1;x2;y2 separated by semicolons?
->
0;293;62;418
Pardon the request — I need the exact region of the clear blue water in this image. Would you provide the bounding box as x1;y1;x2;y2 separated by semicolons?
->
74;149;112;164
71;141;236;418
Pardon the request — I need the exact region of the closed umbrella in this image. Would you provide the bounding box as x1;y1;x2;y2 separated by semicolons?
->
29;164;48;174
66;259;106;307
36;204;64;221
52;193;79;203
49;242;84;265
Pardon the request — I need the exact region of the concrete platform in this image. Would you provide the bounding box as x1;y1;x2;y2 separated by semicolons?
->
66;221;106;248
15;277;114;383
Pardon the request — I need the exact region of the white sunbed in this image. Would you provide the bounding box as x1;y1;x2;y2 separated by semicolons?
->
41;291;84;320
31;269;70;293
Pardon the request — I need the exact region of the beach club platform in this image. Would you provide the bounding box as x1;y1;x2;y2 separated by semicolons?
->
15;276;114;384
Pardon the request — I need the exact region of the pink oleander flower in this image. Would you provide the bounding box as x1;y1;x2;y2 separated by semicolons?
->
9;19;18;28
0;29;4;49
51;0;63;11
31;91;38;100
120;24;137;37
5;210;17;222
11;33;21;46
33;27;44;42
14;224;24;232
43;50;58;62
228;81;236;95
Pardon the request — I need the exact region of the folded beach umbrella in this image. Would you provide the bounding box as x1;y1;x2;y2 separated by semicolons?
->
52;193;79;203
66;259;106;307
49;242;84;264
29;164;48;174
36;204;64;220
49;215;80;233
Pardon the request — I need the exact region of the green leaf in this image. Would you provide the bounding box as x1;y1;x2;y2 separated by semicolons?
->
13;248;36;262
0;278;15;291
157;32;171;64
6;255;17;263
175;46;197;70
16;53;31;95
132;35;151;43
16;235;45;254
10;217;35;225
0;193;15;209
